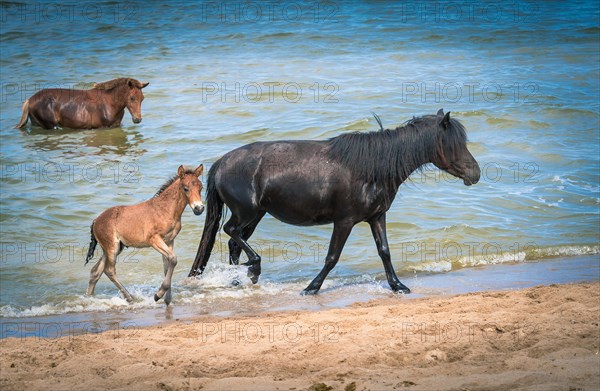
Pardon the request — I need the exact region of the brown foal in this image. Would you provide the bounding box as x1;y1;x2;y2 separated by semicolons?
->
85;165;204;305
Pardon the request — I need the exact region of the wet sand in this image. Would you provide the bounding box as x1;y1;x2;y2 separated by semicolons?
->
1;281;599;391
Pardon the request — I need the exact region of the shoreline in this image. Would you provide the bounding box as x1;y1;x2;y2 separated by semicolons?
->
1;254;598;339
1;281;599;390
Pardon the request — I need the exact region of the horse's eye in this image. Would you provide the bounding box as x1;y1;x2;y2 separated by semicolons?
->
130;96;135;101
183;186;189;192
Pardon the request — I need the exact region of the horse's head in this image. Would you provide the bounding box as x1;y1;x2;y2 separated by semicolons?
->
178;164;205;215
125;79;149;124
431;109;480;186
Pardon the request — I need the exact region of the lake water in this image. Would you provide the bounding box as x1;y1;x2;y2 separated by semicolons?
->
0;1;598;319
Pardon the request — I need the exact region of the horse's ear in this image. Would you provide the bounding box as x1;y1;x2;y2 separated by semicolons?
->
437;108;444;116
194;164;204;177
177;165;185;179
127;79;134;88
440;111;451;129
141;82;149;89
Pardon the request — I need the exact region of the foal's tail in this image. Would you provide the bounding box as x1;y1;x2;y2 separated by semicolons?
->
85;221;97;265
188;159;224;277
14;99;29;128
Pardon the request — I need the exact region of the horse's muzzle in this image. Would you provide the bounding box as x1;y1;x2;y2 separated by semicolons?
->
132;117;142;124
463;164;481;186
193;205;205;215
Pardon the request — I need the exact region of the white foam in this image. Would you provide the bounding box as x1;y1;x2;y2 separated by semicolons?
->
2;246;598;318
402;245;599;274
0;293;155;318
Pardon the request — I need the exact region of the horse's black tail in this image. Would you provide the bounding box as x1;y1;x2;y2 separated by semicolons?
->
188;159;224;277
85;221;97;265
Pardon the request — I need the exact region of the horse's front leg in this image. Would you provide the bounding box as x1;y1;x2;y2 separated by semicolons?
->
161;242;174;305
150;236;177;305
302;221;354;295
368;213;410;293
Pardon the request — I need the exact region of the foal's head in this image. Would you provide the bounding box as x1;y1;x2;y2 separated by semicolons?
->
177;164;205;215
430;109;480;186
125;79;149;124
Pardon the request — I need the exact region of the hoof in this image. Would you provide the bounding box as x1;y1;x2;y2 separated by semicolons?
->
154;294;161;302
392;285;411;294
231;279;241;286
247;267;260;284
301;288;319;296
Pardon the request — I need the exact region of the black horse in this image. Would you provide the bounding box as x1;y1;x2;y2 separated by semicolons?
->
189;109;480;294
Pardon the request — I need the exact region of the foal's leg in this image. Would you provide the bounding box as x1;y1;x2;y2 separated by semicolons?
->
369;213;410;293
228;213;265;265
224;212;264;283
103;245;134;303
302;221;354;295
150;236;177;304
161;241;174;305
87;253;106;296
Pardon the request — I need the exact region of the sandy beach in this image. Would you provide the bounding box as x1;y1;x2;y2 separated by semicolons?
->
1;282;598;391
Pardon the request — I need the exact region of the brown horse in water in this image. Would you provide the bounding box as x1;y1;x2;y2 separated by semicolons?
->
15;77;149;130
85;165;204;305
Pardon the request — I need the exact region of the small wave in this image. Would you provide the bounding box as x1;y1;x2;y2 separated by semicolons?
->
405;244;600;274
542;107;599;118
0;293;155;318
526;245;600;260
485;117;521;127
2;247;598;318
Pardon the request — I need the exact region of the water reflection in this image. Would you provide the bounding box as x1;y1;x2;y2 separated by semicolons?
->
21;126;146;156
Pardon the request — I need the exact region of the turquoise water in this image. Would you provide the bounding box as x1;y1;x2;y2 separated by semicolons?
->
0;1;598;317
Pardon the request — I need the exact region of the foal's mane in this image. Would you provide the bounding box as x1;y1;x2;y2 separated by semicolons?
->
327;114;467;184
92;78;143;90
154;168;196;197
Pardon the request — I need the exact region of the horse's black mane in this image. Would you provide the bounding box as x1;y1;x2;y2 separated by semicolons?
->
327;114;467;185
154;168;196;197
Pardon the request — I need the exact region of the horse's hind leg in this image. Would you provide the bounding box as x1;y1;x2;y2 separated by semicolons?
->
228;213;264;266
369;213;410;293
103;245;134;303
29;98;58;129
303;220;354;295
228;239;241;265
87;253;106;296
224;212;265;283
